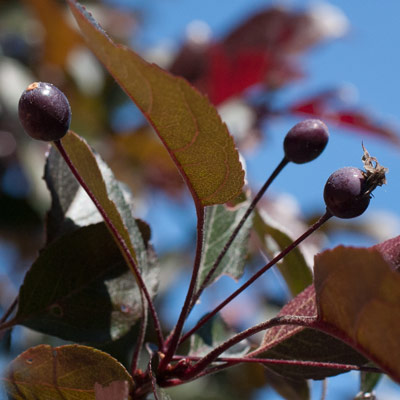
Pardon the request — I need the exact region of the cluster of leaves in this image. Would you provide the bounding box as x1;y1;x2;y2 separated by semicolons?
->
1;1;400;399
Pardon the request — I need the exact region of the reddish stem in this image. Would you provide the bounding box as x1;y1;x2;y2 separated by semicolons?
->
0;296;18;325
180;211;332;345
148;354;160;400
183;315;317;380
0;297;19;340
0;317;18;334
131;295;148;374
172;355;381;372
53;139;164;348
190;157;289;309
158;355;379;389
159;207;205;370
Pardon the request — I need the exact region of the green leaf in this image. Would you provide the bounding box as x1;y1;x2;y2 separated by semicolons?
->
197;197;252;291
314;246;400;383
44;142;82;241
253;210;312;296
360;371;382;395
67;0;244;207
2;344;134;400
147;386;172;400
15;223;158;343
190;314;250;358
252;286;367;380
49;132;150;274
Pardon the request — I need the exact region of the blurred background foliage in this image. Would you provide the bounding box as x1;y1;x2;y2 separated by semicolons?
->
1;0;400;399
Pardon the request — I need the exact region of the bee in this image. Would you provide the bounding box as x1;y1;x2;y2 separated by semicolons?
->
361;143;388;196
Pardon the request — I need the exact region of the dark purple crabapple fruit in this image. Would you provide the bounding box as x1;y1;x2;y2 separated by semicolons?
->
324;167;370;219
18;82;71;141
284;119;329;164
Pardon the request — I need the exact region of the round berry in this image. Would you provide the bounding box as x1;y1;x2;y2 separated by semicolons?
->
284;119;329;164
18;82;71;141
324;167;370;219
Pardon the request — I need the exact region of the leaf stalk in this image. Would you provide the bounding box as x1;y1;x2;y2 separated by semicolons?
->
182;315;318;380
180;211;332;345
159;206;205;370
190;157;289;308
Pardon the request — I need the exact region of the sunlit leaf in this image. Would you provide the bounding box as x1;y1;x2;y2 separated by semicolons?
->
67;0;244;207
314;246;400;382
15;223;157;343
94;380;130;400
252;286;367;380
2;344;133;400
112;127;185;197
196;195;252;291
253;210;312;296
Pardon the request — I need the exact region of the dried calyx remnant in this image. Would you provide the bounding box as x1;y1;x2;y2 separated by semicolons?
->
323;144;387;219
361;143;388;196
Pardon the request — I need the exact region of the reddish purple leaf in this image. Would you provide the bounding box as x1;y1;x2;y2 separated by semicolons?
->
254;240;400;381
170;6;342;104
207;45;272;104
252;285;367;380
261;285;317;345
314;246;400;383
290;90;400;146
223;7;339;56
372;235;400;272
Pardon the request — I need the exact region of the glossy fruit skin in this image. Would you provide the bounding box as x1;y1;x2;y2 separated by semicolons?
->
18;82;71;141
324;167;370;219
284;119;329;164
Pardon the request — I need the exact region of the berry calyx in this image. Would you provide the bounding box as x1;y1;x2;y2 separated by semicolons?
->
18;82;71;141
284;119;329;164
323;167;370;219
